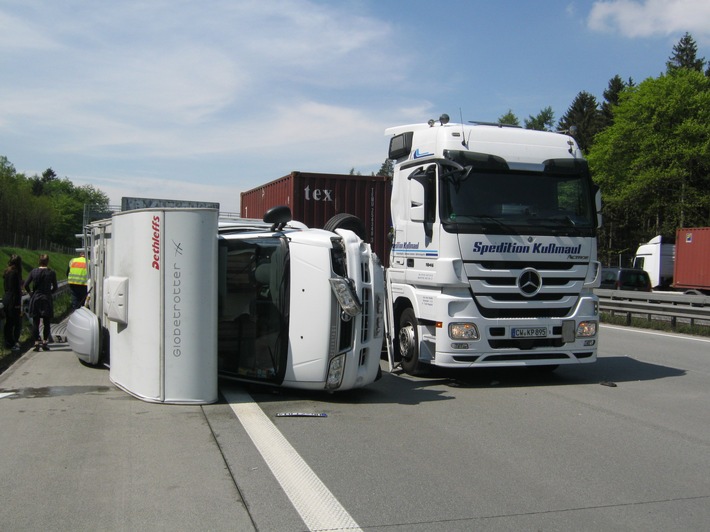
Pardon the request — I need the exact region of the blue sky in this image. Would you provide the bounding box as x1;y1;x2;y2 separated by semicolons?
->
2;0;709;213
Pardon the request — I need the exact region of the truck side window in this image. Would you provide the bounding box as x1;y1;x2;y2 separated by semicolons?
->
425;165;436;224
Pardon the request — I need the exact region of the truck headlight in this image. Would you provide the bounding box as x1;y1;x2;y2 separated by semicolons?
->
326;353;346;390
577;321;597;337
329;277;362;317
449;322;479;340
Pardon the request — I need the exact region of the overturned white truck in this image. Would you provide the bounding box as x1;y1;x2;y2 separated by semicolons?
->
67;202;384;403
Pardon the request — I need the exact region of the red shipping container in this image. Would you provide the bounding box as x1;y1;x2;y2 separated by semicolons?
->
241;172;392;264
673;227;710;292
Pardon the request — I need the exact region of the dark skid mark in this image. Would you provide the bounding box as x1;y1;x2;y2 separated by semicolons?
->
0;386;112;399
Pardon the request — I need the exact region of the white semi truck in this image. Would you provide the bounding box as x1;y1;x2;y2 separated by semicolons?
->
633;235;675;289
381;116;601;374
67;202;384;403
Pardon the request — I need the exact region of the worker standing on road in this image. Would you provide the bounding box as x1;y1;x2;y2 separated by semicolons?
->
67;250;89;311
3;254;24;351
24;254;58;352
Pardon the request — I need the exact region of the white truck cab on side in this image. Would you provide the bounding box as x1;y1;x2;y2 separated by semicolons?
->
384;116;601;374
216;206;384;391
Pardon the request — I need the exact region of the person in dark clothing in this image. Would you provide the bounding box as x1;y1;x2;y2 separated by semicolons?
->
3;254;23;350
23;254;58;351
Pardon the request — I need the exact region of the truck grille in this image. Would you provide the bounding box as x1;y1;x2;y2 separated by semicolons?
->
360;288;371;343
465;260;588;319
360;261;371;283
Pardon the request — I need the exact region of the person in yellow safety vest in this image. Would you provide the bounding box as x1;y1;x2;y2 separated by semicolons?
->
67;251;89;311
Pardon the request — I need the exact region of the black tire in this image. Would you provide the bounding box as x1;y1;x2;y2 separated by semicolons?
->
323;213;367;241
398;308;422;375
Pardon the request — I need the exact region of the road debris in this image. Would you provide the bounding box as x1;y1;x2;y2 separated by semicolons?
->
276;412;328;418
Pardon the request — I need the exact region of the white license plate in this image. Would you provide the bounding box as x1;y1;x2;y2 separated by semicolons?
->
511;327;547;338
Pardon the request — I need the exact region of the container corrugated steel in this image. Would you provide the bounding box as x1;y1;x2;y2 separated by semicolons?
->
673;227;710;291
241;172;391;263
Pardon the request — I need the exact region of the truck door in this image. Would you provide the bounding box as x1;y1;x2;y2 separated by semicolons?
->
394;164;439;270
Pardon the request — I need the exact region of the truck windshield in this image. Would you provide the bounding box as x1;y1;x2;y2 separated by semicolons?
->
439;154;596;237
217;236;289;384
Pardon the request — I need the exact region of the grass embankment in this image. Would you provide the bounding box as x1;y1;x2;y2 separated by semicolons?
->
1;247;74;371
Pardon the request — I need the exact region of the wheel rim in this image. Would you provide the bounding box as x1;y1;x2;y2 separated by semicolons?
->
398;324;416;360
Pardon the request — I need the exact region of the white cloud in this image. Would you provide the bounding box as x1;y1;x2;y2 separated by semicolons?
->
0;0;404;159
588;0;710;41
0;1;490;213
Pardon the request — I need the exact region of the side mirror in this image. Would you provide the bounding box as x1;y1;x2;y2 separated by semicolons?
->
594;187;602;229
264;205;292;231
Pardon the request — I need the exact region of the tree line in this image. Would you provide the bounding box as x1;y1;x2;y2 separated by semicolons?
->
588;35;709;265
0;156;109;250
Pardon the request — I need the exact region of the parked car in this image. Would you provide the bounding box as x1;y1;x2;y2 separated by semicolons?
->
600;267;652;291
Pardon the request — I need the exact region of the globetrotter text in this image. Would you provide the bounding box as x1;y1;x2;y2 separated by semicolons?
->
151;215;160;270
172;264;182;357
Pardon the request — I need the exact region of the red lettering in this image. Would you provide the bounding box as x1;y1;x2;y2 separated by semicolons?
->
151;215;160;270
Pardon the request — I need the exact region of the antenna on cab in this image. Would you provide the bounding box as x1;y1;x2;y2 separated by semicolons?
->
459;108;468;148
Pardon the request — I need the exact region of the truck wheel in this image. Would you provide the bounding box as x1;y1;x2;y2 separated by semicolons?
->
324;213;366;241
398;308;422;375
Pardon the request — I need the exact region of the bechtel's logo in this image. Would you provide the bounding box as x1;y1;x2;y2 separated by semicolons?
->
151;215;160;270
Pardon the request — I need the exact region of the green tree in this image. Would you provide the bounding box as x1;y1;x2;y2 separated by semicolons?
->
588;70;710;263
0;157;109;248
377;159;393;177
557;92;602;153
524;106;554;131
600;75;632;129
42;168;58;181
498;109;520;127
666;32;706;74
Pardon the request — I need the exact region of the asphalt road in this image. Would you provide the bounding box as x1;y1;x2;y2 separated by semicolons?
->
1;324;709;531
224;325;710;531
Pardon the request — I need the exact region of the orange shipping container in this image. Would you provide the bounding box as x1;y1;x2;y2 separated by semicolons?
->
673;227;710;293
240;172;392;264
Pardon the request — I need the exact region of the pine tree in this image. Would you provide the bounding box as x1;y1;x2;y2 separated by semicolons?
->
557;92;602;153
497;110;520;127
666;32;706;73
600;75;628;128
524;107;555;131
377;159;394;177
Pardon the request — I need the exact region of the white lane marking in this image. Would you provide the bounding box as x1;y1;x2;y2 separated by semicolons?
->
601;324;710;343
222;387;362;532
0;392;16;400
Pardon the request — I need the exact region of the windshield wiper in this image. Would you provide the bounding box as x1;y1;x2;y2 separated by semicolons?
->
539;214;577;226
535;215;586;235
469;214;517;232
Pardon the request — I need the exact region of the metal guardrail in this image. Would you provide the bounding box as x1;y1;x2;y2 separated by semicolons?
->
595;288;710;329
